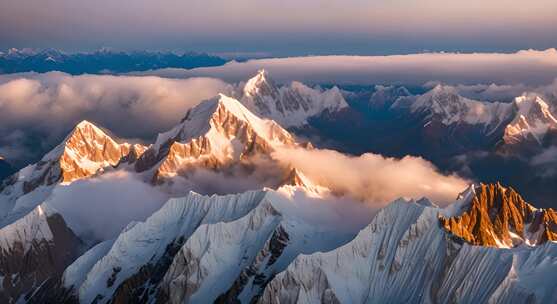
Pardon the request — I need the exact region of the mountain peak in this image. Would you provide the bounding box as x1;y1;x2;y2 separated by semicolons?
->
137;94;296;179
239;71;348;127
504;94;557;145
74;119;99;130
440;182;557;248
21;120;134;191
243;69;277;99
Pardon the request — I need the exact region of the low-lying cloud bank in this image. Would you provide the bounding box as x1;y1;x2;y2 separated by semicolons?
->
46;171;169;242
136;49;557;86
0;72;230;164
272;147;469;206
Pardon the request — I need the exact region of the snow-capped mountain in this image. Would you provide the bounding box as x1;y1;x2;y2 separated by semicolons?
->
238;70;348;127
387;85;557;152
0;88;556;303
392;85;514;134
260;183;557;304
55;183;366;304
133;93;299;187
503;94;557;147
0;48;227;74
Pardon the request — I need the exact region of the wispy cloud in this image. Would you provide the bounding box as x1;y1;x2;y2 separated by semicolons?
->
272;147;469;206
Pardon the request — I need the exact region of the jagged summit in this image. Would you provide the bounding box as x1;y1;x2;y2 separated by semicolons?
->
239;70;348;127
243;69;275;98
440;182;557;248
41;120;137;184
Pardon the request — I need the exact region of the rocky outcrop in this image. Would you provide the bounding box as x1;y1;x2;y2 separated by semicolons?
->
440;183;557;247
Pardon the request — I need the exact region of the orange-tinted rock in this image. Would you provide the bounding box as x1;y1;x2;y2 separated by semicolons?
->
440;183;557;247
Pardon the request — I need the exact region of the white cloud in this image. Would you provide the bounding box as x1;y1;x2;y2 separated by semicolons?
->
272;147;469;207
531;146;557;177
46;171;169;242
136;49;557;86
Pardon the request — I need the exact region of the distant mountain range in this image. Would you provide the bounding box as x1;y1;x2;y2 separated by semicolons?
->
0;48;228;74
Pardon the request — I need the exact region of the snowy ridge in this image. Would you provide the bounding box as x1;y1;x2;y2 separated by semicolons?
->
157;186;367;303
259;194;557;304
64;184;370;303
240;70;348;127
71;190;267;303
159;200;283;303
400;85;514;133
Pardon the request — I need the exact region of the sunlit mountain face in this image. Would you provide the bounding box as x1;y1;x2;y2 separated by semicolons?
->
1;0;557;302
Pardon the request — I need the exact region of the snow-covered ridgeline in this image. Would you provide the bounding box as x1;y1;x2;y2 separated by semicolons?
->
240;70;348;127
259;196;557;304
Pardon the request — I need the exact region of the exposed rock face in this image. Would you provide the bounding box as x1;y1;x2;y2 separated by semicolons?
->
23;120;138;192
56;121;135;183
0;205;81;303
440;183;557;247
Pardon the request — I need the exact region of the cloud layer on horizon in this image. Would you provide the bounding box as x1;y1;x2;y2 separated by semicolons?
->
137;49;557;86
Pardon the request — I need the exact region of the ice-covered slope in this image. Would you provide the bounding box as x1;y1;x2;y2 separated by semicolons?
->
64;190;268;303
0;121;143;228
240;70;348;127
259;184;557;304
157;186;366;304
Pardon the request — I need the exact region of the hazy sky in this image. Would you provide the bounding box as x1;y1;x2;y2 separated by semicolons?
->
1;0;556;55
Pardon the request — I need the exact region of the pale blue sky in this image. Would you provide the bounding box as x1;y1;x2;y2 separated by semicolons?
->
1;0;555;55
